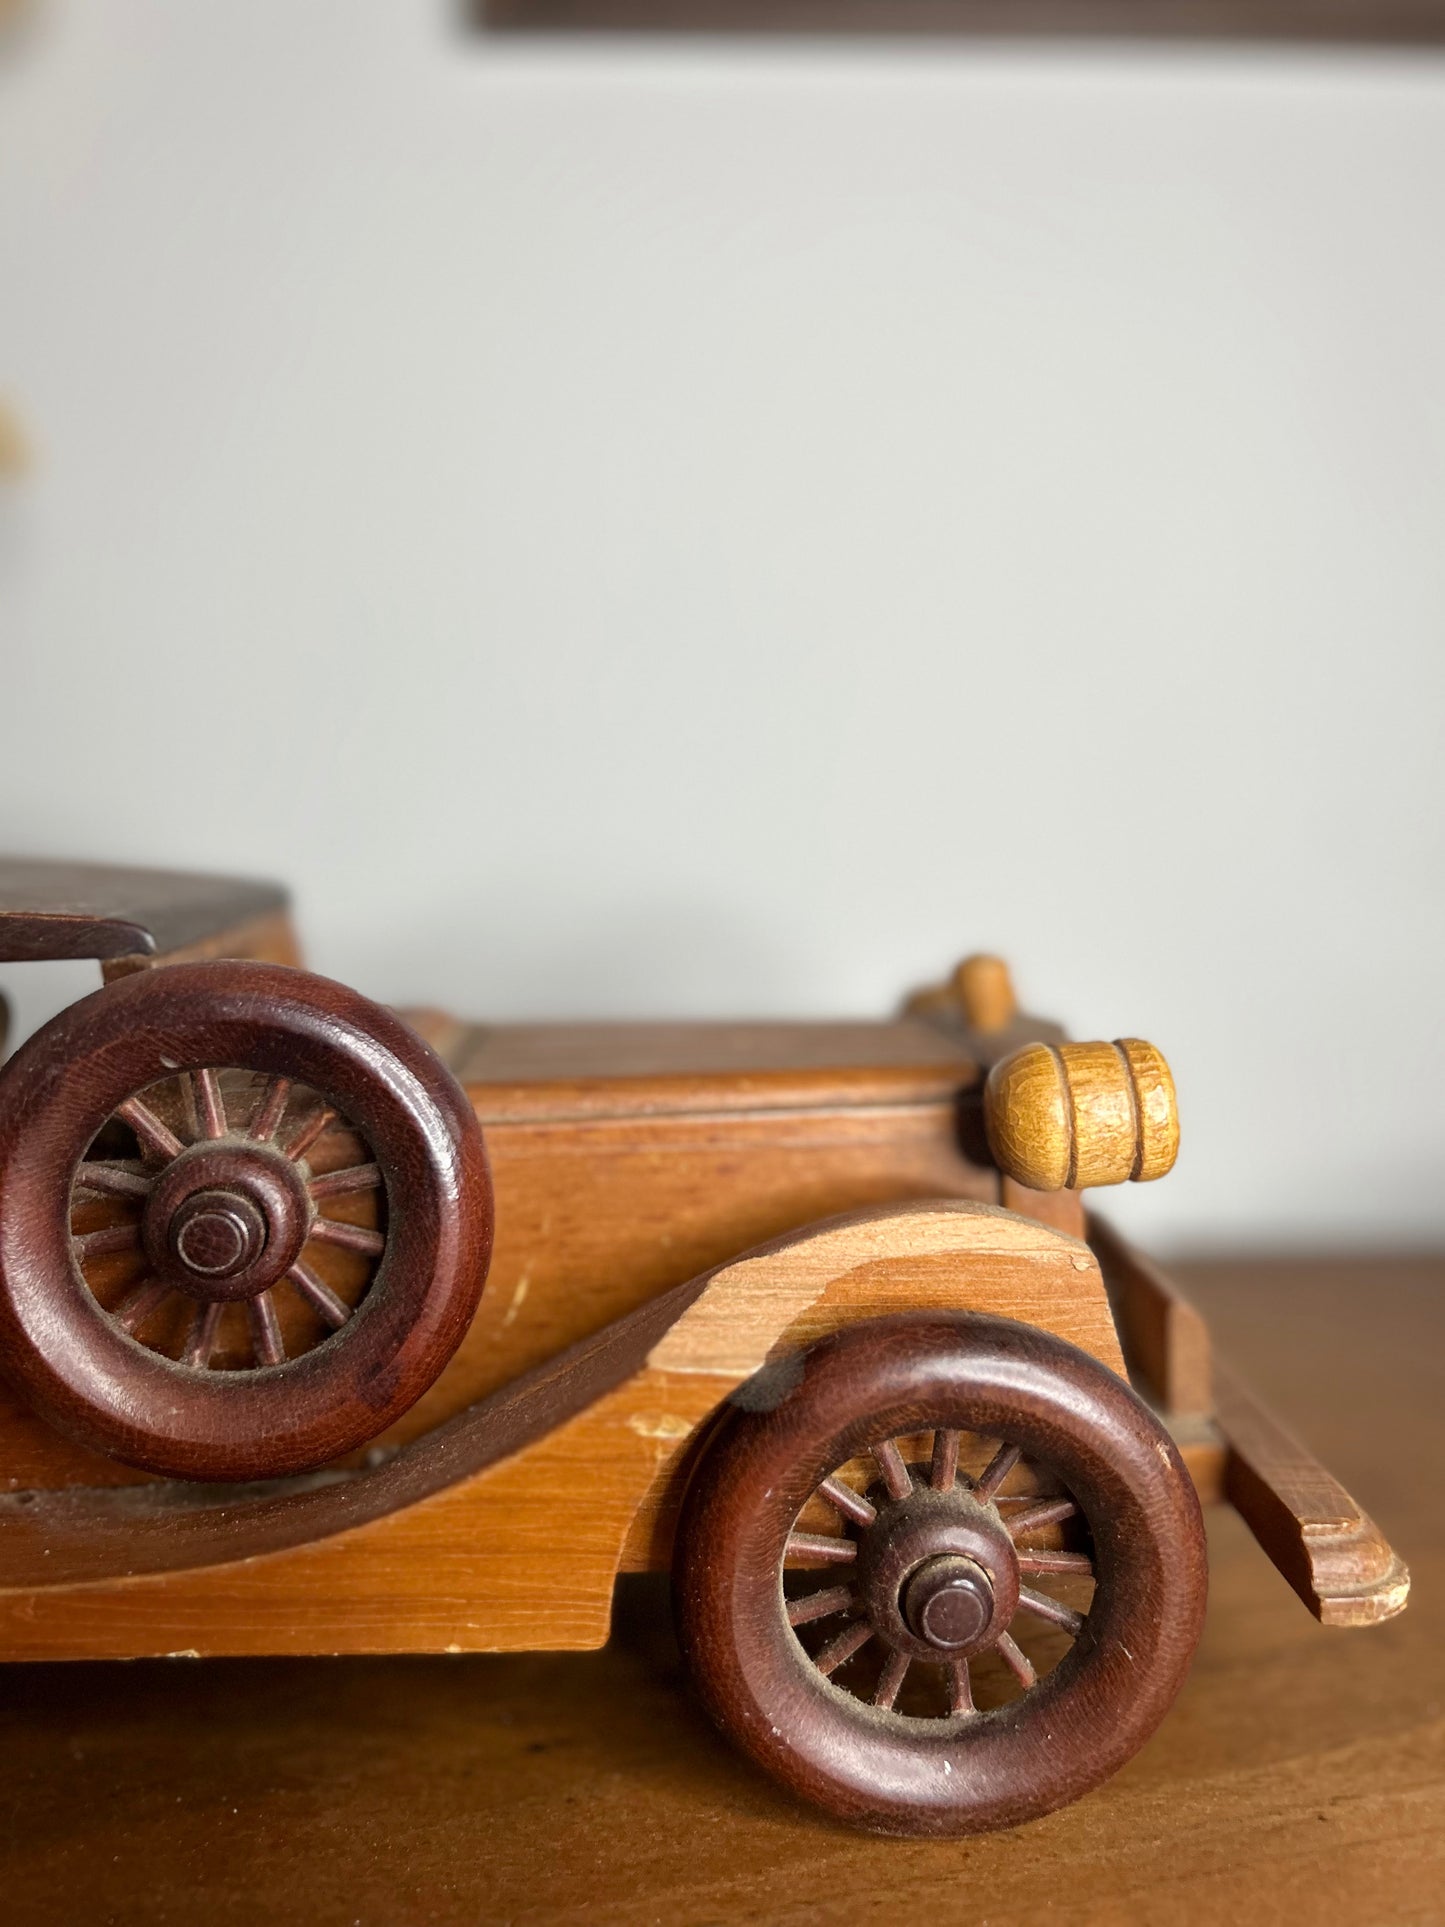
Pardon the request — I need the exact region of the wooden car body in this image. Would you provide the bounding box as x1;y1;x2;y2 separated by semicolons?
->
0;860;1411;1835
0;859;1405;1673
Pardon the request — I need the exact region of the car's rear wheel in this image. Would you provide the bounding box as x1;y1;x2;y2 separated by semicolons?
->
0;961;493;1481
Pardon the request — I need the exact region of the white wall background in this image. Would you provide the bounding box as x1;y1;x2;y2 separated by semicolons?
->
1;1;1442;1251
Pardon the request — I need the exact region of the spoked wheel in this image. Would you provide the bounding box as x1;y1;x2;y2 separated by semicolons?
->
0;962;493;1481
674;1312;1207;1836
782;1424;1095;1721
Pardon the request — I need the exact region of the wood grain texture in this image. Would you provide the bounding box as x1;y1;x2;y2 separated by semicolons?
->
0;1269;708;1595
330;1063;1001;1461
0;1198;1395;1668
998;1175;1085;1239
1090;1211;1212;1415
0;1202;1121;1659
985;1038;1179;1192
1215;1358;1409;1626
484;0;1445;40
0;1256;1433;1927
646;1200;1123;1379
451;1018;973;1086
0;1022;998;1492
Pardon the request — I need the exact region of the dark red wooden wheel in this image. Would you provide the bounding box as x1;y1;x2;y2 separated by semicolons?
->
674;1311;1208;1836
0;962;493;1481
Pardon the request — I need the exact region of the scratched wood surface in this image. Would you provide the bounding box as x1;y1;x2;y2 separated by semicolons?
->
0;1255;1437;1926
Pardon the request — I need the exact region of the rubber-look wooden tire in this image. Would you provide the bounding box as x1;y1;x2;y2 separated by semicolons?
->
674;1311;1207;1836
0;962;492;1481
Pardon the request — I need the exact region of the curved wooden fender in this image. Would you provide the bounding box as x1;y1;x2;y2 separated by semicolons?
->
0;1200;1120;1661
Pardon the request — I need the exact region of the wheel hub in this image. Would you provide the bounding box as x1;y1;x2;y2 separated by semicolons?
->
170;1190;268;1281
142;1140;313;1302
904;1555;995;1652
856;1486;1020;1663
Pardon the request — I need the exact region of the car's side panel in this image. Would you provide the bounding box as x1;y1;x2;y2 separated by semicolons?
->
0;1202;1121;1661
0;1062;997;1492
348;1073;1005;1458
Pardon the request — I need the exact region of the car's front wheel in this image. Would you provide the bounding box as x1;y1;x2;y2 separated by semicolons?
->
673;1310;1207;1835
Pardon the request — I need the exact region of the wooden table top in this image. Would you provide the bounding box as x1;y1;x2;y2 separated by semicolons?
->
2;1256;1440;1926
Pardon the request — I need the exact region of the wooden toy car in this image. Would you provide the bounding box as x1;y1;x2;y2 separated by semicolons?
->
0;858;1409;1836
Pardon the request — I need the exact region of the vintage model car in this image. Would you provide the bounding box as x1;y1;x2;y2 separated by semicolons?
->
0;858;1409;1836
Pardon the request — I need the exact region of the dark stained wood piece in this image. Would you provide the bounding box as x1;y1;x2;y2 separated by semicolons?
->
484;0;1445;40
0;962;494;1482
675;1309;1208;1835
0;858;289;965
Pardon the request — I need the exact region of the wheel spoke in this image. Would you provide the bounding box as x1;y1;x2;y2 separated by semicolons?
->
180;1301;225;1370
111;1276;170;1333
1016;1549;1094;1577
1007;1496;1078;1541
948;1658;976;1715
248;1075;292;1143
286;1105;336;1163
285;1260;352;1330
116;1096;184;1162
786;1585;854;1627
308;1162;382;1202
871;1437;913;1502
1015;1585;1086;1636
974;1441;1023;1503
74;1222;141;1260
248;1290;286;1366
812;1618;873;1677
816;1476;876;1529
993;1630;1037;1689
192;1068;228;1140
785;1532;857;1567
308;1218;385;1258
74;1161;153;1200
930;1427;960;1493
873;1648;910;1710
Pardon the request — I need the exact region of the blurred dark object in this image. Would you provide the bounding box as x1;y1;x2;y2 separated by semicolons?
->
483;0;1445;40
